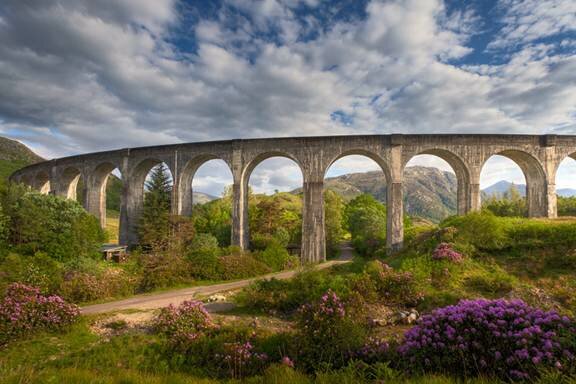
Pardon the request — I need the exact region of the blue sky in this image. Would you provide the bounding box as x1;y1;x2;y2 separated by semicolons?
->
0;0;575;194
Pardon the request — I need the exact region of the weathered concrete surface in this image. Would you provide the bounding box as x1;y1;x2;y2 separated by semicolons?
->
11;134;576;263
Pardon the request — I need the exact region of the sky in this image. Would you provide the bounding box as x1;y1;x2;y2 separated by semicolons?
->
0;0;575;195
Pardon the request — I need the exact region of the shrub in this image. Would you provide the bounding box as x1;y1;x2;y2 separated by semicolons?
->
0;252;64;295
4;190;105;261
441;211;510;251
59;267;137;303
254;241;295;271
236;270;351;313
154;300;215;348
0;283;79;345
432;243;463;263
366;261;423;307
295;289;366;371
138;250;189;292
398;299;576;380
220;339;269;379
217;252;271;280
187;233;222;280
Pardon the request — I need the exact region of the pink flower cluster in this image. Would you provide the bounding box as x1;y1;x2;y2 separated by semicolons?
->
220;340;268;379
154;300;215;346
0;283;79;345
398;299;576;380
299;289;346;338
432;243;463;263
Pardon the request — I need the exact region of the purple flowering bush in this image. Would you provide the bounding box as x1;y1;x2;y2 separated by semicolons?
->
154;299;215;348
0;282;79;345
354;337;391;365
432;243;463;263
219;339;269;379
296;289;366;370
398;298;576;380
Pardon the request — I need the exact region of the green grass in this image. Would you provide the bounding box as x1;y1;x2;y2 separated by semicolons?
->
0;319;510;384
105;210;120;244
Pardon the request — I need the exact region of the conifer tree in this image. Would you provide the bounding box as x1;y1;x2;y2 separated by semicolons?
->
140;163;173;248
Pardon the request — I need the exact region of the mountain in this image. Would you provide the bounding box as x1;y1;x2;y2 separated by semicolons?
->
482;180;576;198
482;181;526;197
0;137;44;185
293;166;458;222
193;192;218;205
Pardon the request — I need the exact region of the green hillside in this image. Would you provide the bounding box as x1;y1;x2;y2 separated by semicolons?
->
0;137;44;185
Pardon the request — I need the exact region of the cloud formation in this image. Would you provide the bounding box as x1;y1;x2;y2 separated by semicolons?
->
0;0;574;192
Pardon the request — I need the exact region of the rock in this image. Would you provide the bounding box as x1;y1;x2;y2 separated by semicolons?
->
393;309;420;325
406;309;419;324
207;294;227;303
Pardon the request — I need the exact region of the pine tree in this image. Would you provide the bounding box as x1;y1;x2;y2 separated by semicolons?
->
140;163;173;248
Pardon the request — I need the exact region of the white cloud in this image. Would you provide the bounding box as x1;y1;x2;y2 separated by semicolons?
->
489;0;576;49
0;0;575;190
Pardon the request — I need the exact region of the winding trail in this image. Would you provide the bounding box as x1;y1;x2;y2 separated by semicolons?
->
81;246;353;315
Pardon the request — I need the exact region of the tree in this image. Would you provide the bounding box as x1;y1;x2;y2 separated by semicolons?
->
345;194;387;256
192;197;232;247
324;189;346;258
0;183;105;261
483;184;526;217
139;164;173;248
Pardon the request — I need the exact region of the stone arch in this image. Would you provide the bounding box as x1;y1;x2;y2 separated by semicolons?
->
59;166;83;200
20;174;34;188
243;151;304;183
35;171;51;194
481;150;548;217
88;162;124;230
404;148;471;215
552;151;576;182
324;149;391;183
124;158;174;246
242;152;305;253
178;155;232;216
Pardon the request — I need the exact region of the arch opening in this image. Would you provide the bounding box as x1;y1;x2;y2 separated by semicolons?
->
187;159;234;247
246;156;304;256
130;160;174;246
404;153;460;223
91;162;124;244
35;171;51;194
554;155;576;217
178;156;233;217
480;154;529;217
60;167;83;201
324;154;388;257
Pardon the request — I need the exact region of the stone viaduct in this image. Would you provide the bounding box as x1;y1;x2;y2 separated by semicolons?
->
9;134;576;263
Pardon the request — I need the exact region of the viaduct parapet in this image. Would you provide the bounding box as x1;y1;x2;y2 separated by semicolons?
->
10;134;575;263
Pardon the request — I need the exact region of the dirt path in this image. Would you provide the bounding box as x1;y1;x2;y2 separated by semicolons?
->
81;251;352;315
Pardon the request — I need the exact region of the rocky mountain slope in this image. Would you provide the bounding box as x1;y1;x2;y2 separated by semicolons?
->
318;166;458;222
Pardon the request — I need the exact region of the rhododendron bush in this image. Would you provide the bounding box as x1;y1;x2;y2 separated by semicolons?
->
296;289;366;370
0;283;79;345
154;299;215;348
432;242;463;263
398;298;576;380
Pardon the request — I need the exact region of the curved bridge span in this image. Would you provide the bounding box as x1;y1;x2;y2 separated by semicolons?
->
10;134;576;263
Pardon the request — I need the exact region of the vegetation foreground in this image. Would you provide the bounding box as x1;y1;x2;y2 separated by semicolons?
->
2;210;576;382
2;164;576;383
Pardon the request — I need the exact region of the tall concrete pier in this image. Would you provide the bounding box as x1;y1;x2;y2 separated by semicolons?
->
10;134;574;263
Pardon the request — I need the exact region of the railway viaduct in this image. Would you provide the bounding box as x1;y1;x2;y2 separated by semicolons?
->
10;134;576;263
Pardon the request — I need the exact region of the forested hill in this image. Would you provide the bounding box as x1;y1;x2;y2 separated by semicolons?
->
0;136;44;185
